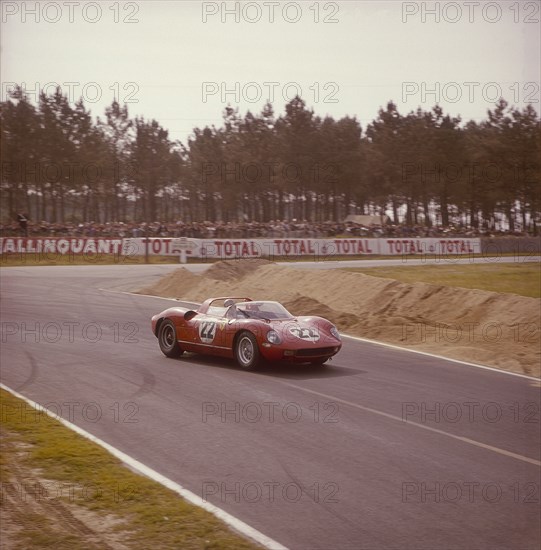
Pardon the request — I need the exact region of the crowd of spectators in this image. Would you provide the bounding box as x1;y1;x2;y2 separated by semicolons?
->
1;218;535;239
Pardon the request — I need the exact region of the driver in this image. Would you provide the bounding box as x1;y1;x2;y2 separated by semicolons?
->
242;302;263;318
224;299;238;319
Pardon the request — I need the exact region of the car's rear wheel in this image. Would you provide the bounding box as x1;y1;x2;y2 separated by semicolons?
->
158;319;183;358
235;331;260;370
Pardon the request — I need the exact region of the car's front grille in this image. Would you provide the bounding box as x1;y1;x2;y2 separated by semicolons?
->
295;347;336;357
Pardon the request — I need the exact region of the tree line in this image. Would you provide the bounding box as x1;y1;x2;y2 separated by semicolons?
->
1;86;539;232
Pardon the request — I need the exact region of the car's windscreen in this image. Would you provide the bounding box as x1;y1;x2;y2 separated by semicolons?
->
235;302;293;320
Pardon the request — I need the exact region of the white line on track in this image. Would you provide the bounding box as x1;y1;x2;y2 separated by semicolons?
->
99;287;200;305
99;288;540;381
341;334;540;381
0;383;288;550
282;383;541;468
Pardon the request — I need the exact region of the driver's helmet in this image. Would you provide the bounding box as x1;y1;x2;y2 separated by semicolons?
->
224;299;236;307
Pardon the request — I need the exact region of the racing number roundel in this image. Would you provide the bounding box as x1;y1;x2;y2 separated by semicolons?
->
289;326;320;342
199;321;217;344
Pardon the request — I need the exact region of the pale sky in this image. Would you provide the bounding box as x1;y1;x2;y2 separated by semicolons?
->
1;0;539;145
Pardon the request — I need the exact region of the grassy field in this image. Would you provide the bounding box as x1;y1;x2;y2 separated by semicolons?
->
0;253;177;266
0;389;260;549
0;254;390;267
1;251;539;298
0;251;538;267
343;262;541;298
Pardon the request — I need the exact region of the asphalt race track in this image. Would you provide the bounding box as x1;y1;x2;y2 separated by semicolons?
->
1;265;540;550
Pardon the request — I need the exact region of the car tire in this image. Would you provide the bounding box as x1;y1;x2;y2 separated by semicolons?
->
158;319;183;358
235;331;260;370
310;358;328;365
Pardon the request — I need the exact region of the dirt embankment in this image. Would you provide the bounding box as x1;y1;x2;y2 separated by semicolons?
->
139;260;540;377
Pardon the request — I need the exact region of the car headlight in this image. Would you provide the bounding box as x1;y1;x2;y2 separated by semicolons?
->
330;326;341;340
266;330;281;344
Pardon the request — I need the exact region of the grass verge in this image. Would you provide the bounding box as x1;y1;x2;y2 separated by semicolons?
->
0;252;538;267
0;389;260;550
342;263;541;298
0;253;178;266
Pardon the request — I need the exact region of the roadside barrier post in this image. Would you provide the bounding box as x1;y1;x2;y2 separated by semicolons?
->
178;237;190;264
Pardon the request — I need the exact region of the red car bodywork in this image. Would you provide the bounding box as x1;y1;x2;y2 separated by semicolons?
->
151;297;342;367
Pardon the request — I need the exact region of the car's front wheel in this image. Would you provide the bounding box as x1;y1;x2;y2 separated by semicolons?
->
235;331;260;370
310;358;328;365
158;319;183;358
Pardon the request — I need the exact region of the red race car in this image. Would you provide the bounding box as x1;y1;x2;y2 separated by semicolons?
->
151;297;342;370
